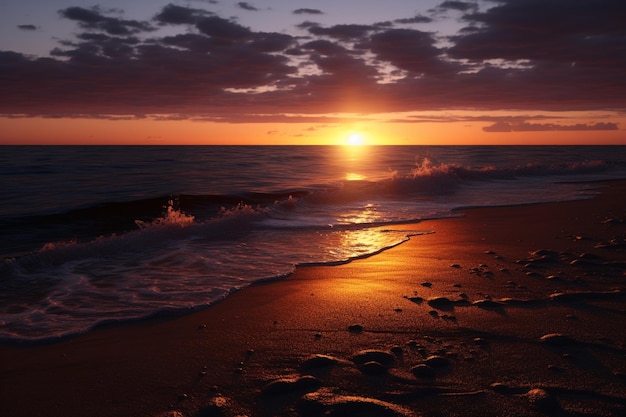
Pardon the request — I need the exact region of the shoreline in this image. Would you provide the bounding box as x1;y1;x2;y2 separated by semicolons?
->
1;180;625;417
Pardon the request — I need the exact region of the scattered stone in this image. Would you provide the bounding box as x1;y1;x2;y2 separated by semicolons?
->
297;391;416;417
525;388;560;413
450;263;462;268
314;332;323;339
453;283;462;288
358;361;387;376
410;364;435;378
427;297;454;310
540;333;576;346
390;346;403;356
526;271;544;279
428;310;439;317
198;324;207;330
260;375;320;396
421;282;432;288
300;354;342;371
424;355;450;368
485;250;496;255
406;296;423;304
197;395;232;417
394;308;403;313
472;299;502;309
352;349;395;368
473;337;488;346
348;324;364;333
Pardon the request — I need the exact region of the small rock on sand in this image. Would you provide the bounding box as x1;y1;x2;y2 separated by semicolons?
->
300;354;343;371
358;361;387;376
424;355;450;368
297;390;417;417
260;375;321;396
352;350;395;367
525;388;560;413
427;297;454;309
348;324;364;333
540;333;576;346
410;364;435;378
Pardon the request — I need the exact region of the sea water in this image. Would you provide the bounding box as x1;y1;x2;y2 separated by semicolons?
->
1;145;625;342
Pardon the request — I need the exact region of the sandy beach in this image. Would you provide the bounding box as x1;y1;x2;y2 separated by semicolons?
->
1;180;625;417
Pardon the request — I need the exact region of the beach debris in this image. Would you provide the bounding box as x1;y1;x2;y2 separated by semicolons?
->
539;333;576;346
348;324;364;333
525;388;560;413
410;364;435;378
351;349;396;368
260;375;321;396
297;390;417;417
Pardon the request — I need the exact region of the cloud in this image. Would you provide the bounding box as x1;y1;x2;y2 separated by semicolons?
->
154;4;213;25
293;9;324;15
434;1;477;12
17;24;38;31
237;2;259;12
394;15;433;24
59;6;154;35
483;121;619;133
0;2;625;123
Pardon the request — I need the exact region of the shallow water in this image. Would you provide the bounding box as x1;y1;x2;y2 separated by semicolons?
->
1;145;625;342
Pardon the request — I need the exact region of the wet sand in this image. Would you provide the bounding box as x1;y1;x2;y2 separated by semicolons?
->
1;180;625;417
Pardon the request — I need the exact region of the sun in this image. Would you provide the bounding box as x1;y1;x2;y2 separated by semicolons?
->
346;133;364;146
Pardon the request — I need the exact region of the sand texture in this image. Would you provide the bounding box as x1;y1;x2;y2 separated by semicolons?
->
1;181;625;417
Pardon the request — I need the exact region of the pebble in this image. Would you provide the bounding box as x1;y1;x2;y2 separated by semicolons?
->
424;355;450;368
450;263;462;268
348;324;364;333
410;364;435;378
526;388;560;413
297;391;415;417
421;282;432;287
260;375;321;396
358;361;387;375
427;297;454;309
352;349;396;368
540;333;576;346
300;354;341;371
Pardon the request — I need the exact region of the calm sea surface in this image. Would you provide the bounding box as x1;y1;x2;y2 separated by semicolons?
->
1;145;625;342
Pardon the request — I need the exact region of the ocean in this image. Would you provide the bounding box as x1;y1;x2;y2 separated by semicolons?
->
1;145;625;343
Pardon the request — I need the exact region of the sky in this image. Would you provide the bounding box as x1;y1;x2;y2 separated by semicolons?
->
1;0;625;145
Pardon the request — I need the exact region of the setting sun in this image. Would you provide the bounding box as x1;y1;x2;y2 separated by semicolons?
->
346;133;364;146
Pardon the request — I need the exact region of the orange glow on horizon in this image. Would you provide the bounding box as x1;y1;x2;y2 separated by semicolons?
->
0;114;624;145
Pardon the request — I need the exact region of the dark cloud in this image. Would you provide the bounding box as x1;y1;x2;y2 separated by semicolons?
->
154;4;213;25
196;16;252;41
307;24;375;40
237;2;259;11
483;121;619;132
434;1;477;12
293;9;324;15
394;15;433;24
18;24;38;31
368;29;459;75
59;6;154;35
